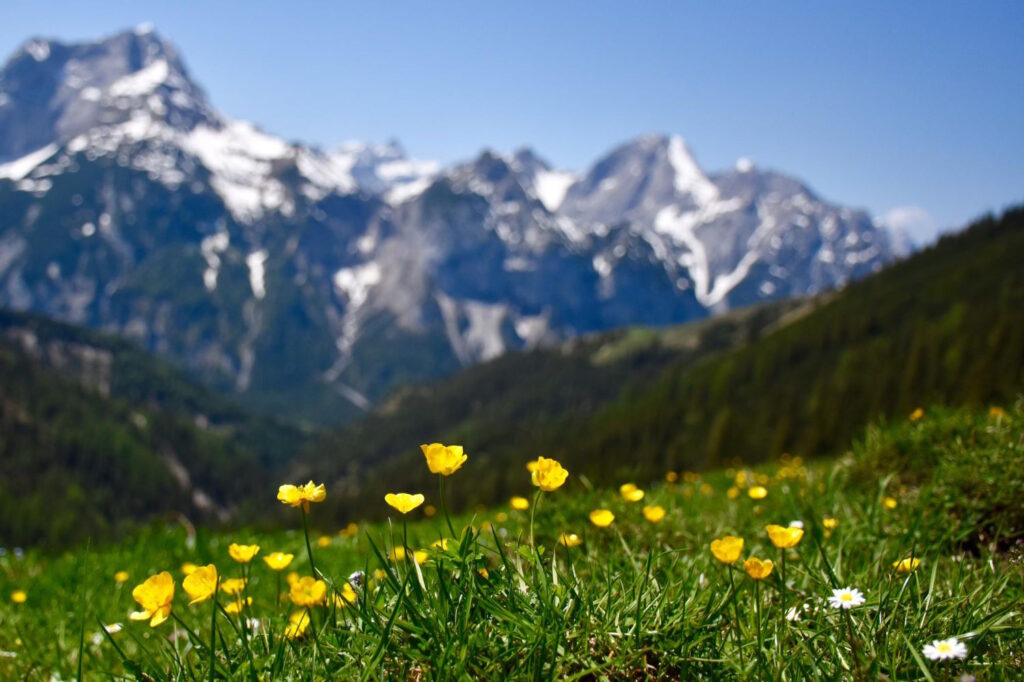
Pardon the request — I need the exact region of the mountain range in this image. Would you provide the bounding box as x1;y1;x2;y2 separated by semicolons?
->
0;26;908;424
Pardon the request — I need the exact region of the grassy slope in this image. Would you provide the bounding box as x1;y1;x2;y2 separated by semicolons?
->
0;404;1021;679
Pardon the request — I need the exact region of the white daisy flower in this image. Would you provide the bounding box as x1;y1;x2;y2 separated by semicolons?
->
922;637;967;660
828;587;866;609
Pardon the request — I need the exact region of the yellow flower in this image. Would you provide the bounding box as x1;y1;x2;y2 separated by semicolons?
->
129;572;175;627
531;456;569;492
700;483;713;496
385;492;425;514
224;596;252;615
182;564;218;605
390;547;428;564
339;522;359;538
277;481;326;511
10;590;27;604
317;536;332;548
665;471;679;483
420;443;468;476
748;486;768;500
620;483;645;502
114;570;130;584
228;543;260;563
478;568;489;579
710;536;744;564
423;504;437;517
181;562;199;576
284;610;310;640
642;505;666;523
559;533;583;548
525;459;540;472
892;557;921;573
285;571;300;587
510;496;530;511
431;538;451;551
263;552;294;571
743;557;775;580
589;509;615;528
909;407;924;422
495;511;508;523
290;577;327;607
823;517;839;538
334;582;357;606
765;524;804;549
883;496;898;510
989;406;1007;420
726;486;740;500
220;578;247;596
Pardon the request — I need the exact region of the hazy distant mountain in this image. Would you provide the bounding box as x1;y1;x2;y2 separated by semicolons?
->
0;27;906;424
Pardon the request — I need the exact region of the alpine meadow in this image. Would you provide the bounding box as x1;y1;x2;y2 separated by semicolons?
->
1;7;1023;681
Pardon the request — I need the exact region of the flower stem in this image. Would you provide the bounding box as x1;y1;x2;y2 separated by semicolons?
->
528;489;543;548
439;476;458;539
209;583;218;682
727;568;744;669
300;505;317;578
754;579;764;674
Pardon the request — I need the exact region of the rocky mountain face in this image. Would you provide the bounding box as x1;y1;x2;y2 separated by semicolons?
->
0;27;907;424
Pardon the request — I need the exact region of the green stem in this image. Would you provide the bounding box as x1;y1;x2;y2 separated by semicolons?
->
439;476;458;539
754;579;764;673
301;505;317;578
209;584;218;682
727;568;744;669
844;610;864;680
528;489;543;548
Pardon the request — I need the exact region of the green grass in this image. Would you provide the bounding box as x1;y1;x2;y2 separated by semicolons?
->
1;404;1022;680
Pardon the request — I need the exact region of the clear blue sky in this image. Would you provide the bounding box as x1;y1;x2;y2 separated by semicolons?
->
3;1;1023;241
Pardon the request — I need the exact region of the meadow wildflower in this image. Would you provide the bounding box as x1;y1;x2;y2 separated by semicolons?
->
748;486;768;500
113;570;129;584
228;543;260;563
989;405;1007;419
665;471;679;483
525;459;539;472
181;562;199;576
765;524;804;548
317;536;332;548
420;443;467;476
284;610;310;640
335;582;357;606
620;483;645;502
823;517;839;538
423;504;437;517
339;522;359;538
277;481;326;511
910;407;924;421
531;457;569;491
643;505;666;523
290;577;327;607
220;578;247;596
710;536;744;564
589;509;615;527
129;572;175;627
285;572;300;587
893;557;921;573
263;552;294;571
510;496;530;511
431;538;451;551
182;564;218;604
828;587;866;609
495;511;508;523
883;496;898;510
559;533;583;548
385;492;425;514
923;637;967;660
743;557;774;580
224;596;252;615
10;590;26;604
727;486;740;499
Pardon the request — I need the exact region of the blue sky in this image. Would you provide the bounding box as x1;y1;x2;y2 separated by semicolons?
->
3;1;1023;242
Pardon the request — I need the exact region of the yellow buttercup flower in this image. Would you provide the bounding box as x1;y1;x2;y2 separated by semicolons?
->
495;511;508;523
642;505;666;523
620;483;645;502
892;557;921;573
317;536;332;548
339;522;359;538
10;590;27;604
589;509;615;528
431;538;451;551
559;533;583;548
423;504;437;517
910;407;924;422
113;570;130;584
277;481;326;511
284;610;310;639
665;471;679;483
228;543;260;563
334;582;357;606
823;517;839;538
220;578;247;596
129;572;175;627
263;552;294;571
748;486;768;500
390;547;429;564
510;496;530;511
525;459;540;472
743;557;774;580
531;457;569;492
765;524;804;549
385;492;425;514
181;562;199;576
989;405;1007;420
883;496;898;510
726;486;740;500
420;443;468;476
710;536;744;564
285;571;300;587
182;564;218;605
290;577;327;607
224;596;252;615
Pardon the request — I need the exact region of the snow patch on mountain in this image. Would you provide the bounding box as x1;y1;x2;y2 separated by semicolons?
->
108;59;170;97
246;250;268;299
668;136;718;205
0;144;59;180
533;170;576;211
